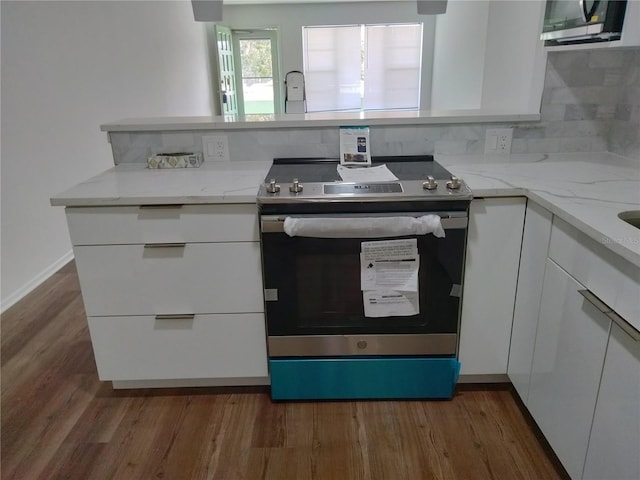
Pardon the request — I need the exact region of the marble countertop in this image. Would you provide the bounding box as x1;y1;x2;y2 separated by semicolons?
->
50;161;272;206
439;152;640;268
51;152;640;267
100;110;540;132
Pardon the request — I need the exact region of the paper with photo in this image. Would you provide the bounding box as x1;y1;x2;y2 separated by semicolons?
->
363;290;419;318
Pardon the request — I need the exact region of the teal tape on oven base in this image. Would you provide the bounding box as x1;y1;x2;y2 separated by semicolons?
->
269;357;460;401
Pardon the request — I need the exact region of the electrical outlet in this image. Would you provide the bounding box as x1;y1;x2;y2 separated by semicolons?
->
202;135;229;162
484;128;513;154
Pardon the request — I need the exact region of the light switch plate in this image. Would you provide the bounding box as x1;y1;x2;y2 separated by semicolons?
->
484;128;513;154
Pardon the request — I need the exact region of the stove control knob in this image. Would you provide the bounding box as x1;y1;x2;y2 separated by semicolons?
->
289;178;304;193
447;175;462;190
422;175;438;190
266;179;280;194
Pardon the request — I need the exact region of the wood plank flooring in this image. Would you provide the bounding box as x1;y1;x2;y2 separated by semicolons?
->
1;261;568;480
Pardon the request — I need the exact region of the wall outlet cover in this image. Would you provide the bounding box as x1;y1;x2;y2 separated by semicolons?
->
202;135;230;162
484;128;513;154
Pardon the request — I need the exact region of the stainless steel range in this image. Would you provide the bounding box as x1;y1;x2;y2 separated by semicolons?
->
257;156;473;401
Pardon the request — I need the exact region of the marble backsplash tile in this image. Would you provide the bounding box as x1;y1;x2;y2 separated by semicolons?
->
110;47;639;164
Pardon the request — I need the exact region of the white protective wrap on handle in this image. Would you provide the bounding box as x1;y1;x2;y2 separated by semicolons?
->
282;215;445;238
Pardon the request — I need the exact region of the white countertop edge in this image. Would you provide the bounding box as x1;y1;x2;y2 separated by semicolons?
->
100;112;541;132
50;194;260;207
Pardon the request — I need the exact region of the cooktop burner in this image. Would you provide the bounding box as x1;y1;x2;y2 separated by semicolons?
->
257;155;473;205
264;155;452;183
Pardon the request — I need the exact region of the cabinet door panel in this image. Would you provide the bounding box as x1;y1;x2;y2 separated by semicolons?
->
88;313;268;381
528;258;610;480
508;201;552;403
583;323;640;480
74;242;263;316
459;197;526;375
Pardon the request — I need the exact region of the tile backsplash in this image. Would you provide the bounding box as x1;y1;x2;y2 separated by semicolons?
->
110;47;640;164
540;48;640;159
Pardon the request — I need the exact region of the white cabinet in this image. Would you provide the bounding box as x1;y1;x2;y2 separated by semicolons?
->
583;323;640;480
515;214;640;480
74;243;263;317
548;217;640;333
88;313;268;381
458;197;526;376
528;258;611;480
508;201;553;402
66;203;268;387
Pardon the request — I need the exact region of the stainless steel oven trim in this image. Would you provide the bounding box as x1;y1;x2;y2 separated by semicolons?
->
268;333;457;357
257;180;473;204
261;212;468;233
541;23;604;40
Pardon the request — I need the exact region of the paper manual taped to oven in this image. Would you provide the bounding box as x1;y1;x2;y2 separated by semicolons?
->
360;239;420;317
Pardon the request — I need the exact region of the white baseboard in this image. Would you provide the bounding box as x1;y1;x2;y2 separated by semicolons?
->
0;250;74;314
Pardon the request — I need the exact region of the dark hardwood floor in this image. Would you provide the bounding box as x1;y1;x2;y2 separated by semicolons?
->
1;261;567;479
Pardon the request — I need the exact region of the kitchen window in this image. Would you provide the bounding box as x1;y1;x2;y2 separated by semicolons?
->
302;23;423;113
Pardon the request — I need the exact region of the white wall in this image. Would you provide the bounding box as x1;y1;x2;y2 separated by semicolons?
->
431;0;546;112
430;0;490;110
482;0;546;112
0;0;213;311
221;1;437;112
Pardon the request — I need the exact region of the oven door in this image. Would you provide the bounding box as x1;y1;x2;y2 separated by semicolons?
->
260;211;468;357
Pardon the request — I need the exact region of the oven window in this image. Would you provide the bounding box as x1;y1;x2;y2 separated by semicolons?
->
262;233;465;336
297;253;363;326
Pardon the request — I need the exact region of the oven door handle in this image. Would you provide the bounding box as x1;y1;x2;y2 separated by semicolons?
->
261;213;467;235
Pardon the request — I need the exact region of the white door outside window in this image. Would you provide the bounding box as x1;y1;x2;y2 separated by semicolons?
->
233;29;281;116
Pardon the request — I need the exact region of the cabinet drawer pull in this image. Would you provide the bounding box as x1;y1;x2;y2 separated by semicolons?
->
606;311;640;342
577;289;611;314
155;314;195;321
139;204;184;210
578;289;640;342
143;243;186;249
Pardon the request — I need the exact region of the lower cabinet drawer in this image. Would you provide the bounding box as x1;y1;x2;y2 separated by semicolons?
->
66;204;259;245
88;313;268;381
548;216;640;331
74;242;263;316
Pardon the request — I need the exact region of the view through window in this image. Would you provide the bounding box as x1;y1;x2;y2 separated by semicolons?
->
232;29;280;116
303;23;423;113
